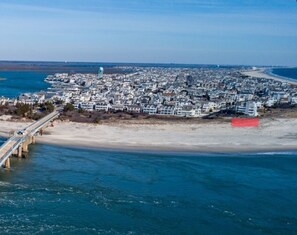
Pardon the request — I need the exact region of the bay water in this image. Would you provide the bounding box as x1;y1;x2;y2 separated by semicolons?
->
0;71;49;98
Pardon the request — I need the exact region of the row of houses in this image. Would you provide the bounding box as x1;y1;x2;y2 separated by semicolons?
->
18;93;45;105
75;102;202;117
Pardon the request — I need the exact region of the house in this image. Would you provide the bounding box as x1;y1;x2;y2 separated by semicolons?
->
18;93;45;105
159;105;175;115
265;98;277;107
125;105;141;113
290;96;297;104
142;105;158;115
80;102;95;111
235;102;258;117
176;105;201;117
95;102;110;112
202;102;218;113
111;104;125;111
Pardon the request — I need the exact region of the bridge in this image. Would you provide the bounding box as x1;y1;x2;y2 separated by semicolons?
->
0;110;60;169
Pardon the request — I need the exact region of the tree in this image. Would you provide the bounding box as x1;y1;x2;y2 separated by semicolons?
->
39;101;55;113
64;103;75;112
55;99;64;105
15;103;32;117
45;101;55;112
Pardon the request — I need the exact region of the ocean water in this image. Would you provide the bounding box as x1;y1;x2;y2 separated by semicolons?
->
0;67;296;234
0;138;296;235
0;71;49;98
272;67;297;81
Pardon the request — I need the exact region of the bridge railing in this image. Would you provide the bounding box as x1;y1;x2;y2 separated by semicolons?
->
0;110;60;167
27;111;60;135
0;136;26;166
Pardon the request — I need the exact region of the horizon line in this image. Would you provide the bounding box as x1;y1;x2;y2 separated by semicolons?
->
0;59;289;68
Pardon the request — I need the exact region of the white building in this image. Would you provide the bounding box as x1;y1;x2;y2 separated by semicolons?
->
176;105;201;117
265;98;277;107
95;102;110;111
202;102;218;113
125;105;141;113
142;105;158;115
18;93;45;105
159;105;175;115
80;102;95;111
111;104;125;111
290;96;297;104
235;102;258;117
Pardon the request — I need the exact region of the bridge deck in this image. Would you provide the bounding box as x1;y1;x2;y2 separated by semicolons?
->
0;110;60;167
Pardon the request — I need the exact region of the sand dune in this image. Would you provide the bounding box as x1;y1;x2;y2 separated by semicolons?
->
0;118;297;152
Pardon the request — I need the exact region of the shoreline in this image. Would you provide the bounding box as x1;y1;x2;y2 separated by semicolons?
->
35;139;297;155
268;67;297;83
1;118;297;153
242;67;297;85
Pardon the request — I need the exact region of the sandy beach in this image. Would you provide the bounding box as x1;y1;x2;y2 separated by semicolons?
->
242;68;297;86
0;118;297;152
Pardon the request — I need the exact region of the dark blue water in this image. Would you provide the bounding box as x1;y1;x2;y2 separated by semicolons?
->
272;67;297;81
0;68;297;234
0;138;296;234
0;71;49;98
0;60;245;69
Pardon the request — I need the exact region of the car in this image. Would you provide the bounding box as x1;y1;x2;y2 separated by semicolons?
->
16;130;25;136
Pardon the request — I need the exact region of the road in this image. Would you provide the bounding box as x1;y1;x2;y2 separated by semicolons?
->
0;110;60;167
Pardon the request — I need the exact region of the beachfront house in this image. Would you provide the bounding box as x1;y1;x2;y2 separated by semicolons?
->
290;96;297;104
235;101;258;117
202;102;218;113
111;104;125;111
142;105;158;115
125;105;141;113
176;105;201;117
95;102;110;112
159;105;175;115
80;102;95;111
265;98;277;107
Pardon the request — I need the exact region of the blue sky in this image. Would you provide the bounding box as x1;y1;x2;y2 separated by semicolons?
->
0;0;296;66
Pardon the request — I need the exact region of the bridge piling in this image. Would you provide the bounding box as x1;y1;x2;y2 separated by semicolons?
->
4;158;10;169
32;136;36;144
22;141;28;153
18;145;22;158
0;110;60;169
13;149;18;156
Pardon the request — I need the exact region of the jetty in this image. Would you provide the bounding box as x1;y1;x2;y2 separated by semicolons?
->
0;110;60;168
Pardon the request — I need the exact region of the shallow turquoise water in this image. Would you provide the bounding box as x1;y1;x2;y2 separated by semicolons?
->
0;139;296;235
